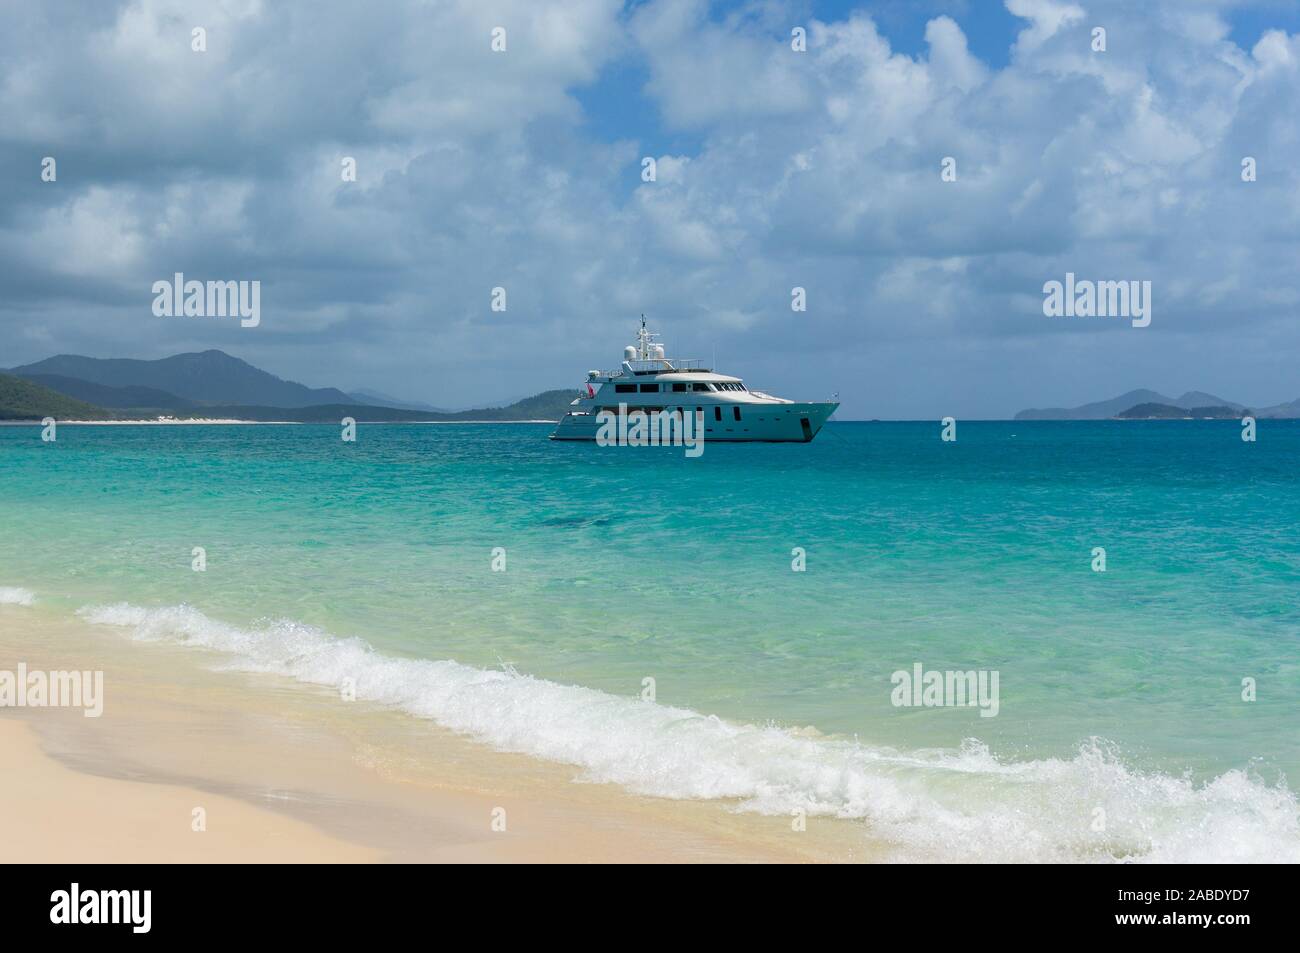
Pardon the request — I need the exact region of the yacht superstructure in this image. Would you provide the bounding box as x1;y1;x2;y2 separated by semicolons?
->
550;319;838;442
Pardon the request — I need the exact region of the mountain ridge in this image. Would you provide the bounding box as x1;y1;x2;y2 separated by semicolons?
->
0;373;113;420
9;350;357;408
0;362;576;422
18;373;199;410
1015;389;1300;419
347;388;451;413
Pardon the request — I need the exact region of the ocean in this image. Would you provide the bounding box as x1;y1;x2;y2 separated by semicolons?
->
2;419;1298;862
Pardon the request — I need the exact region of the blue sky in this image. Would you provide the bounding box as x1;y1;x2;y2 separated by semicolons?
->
3;0;1300;418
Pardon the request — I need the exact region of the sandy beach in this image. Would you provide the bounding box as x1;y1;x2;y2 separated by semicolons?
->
0;720;380;863
0;602;856;863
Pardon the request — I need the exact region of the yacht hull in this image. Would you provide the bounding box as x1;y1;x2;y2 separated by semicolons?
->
549;401;838;443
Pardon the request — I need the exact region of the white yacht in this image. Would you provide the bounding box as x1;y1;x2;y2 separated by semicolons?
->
550;319;838;442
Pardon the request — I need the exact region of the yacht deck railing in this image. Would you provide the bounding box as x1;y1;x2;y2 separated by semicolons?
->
600;358;711;377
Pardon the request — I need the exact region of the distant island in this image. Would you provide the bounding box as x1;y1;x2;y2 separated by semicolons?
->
0;350;575;423
1017;388;1299;420
9;352;1300;424
1116;403;1243;420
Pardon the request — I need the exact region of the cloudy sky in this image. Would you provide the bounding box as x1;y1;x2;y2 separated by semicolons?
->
2;0;1299;418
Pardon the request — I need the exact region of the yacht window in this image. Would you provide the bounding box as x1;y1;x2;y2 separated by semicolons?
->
671;382;687;392
733;407;741;421
714;406;722;421
691;383;712;392
615;384;636;394
640;383;660;393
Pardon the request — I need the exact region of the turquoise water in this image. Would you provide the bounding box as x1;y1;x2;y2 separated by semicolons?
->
2;420;1298;861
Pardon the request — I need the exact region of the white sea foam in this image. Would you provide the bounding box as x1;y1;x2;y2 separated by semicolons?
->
80;601;1300;863
0;587;36;606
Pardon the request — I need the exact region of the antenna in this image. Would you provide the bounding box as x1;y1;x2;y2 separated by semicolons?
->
634;314;664;361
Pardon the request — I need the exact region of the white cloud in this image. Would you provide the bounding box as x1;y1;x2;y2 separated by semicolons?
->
1006;0;1086;53
1253;28;1298;71
632;0;814;128
925;16;987;93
